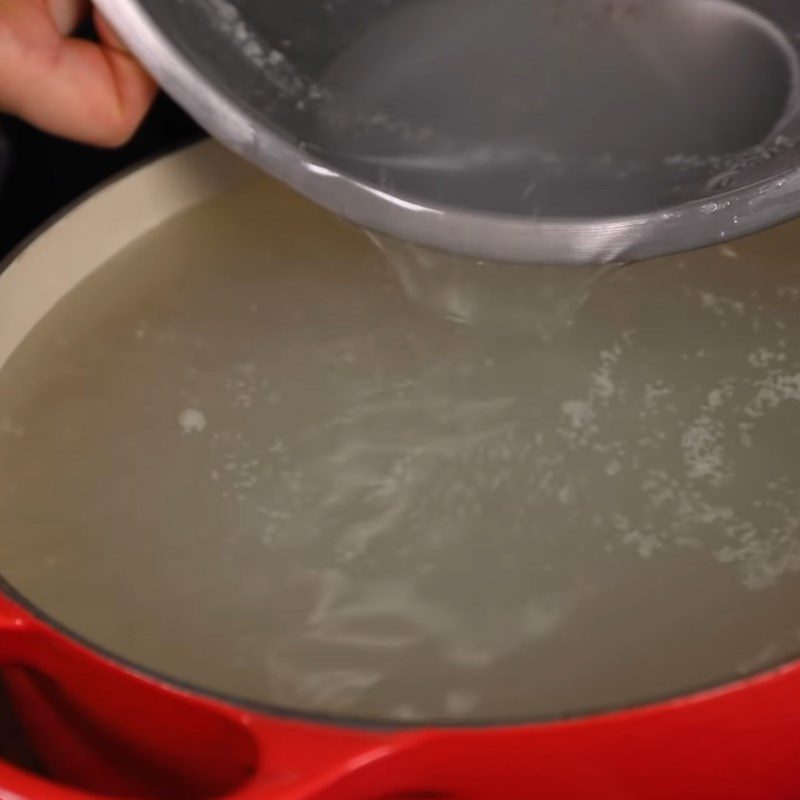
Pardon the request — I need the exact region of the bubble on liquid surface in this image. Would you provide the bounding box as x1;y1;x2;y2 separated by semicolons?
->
178;407;207;434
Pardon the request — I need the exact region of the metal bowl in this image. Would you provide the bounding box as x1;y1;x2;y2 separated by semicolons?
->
99;0;800;264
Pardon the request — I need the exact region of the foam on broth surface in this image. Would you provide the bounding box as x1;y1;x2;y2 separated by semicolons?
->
2;177;800;722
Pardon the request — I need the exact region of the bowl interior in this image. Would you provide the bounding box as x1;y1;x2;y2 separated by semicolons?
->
140;0;800;218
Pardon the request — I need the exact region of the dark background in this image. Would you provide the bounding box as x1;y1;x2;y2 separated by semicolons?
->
0;95;202;260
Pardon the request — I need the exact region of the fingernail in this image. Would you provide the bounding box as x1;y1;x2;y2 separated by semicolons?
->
47;0;89;36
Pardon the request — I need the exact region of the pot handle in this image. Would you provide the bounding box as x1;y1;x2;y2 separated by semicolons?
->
0;592;405;800
228;721;401;800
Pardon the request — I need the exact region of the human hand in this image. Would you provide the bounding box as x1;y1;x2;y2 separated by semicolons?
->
0;0;157;146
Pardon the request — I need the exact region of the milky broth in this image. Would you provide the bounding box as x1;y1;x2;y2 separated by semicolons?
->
2;177;800;722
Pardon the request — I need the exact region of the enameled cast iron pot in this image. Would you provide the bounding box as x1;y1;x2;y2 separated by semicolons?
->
1;143;800;800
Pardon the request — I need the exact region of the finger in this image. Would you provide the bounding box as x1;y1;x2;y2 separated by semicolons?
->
92;9;127;52
0;0;157;147
91;8;159;141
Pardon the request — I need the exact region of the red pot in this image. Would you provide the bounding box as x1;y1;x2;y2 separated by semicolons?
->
3;588;800;800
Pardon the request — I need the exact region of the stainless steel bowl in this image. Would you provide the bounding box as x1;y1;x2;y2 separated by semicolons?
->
98;0;800;264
